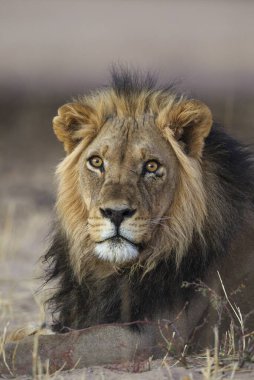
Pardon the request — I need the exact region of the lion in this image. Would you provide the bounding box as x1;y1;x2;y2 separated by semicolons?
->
43;69;254;353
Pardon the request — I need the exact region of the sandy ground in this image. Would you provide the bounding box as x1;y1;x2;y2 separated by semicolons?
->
8;361;254;380
0;96;254;379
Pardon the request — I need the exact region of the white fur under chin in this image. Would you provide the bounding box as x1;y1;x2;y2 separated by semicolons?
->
94;239;139;263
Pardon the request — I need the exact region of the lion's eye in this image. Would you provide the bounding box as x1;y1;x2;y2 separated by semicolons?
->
144;160;160;173
88;156;104;170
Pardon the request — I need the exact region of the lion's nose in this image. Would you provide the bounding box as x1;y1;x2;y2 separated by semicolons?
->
100;207;136;227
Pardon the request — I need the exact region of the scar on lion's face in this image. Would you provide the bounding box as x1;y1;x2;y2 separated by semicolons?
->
78;115;178;263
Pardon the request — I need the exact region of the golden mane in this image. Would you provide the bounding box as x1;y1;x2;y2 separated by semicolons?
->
54;77;211;280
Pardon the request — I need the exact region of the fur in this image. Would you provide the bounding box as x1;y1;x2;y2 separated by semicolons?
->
44;70;254;346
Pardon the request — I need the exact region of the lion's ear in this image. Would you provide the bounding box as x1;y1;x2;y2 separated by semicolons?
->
53;102;95;154
167;100;213;158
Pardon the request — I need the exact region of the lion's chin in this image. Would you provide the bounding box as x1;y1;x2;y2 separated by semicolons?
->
94;238;139;263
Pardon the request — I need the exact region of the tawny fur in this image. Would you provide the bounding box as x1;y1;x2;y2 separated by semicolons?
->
44;71;254;345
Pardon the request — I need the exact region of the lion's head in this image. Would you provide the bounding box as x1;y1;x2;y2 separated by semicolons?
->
53;71;212;281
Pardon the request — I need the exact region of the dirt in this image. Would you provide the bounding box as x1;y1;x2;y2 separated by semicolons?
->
0;98;254;379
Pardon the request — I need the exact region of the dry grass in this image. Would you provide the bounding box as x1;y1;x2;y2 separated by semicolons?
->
179;272;254;380
0;202;54;378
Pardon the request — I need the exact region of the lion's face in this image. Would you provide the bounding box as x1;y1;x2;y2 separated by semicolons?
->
79;115;178;263
53;87;212;276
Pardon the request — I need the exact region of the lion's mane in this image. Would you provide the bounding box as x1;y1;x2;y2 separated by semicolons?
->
44;70;254;335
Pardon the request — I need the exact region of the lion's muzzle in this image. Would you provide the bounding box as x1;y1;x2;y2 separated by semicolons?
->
90;205;140;263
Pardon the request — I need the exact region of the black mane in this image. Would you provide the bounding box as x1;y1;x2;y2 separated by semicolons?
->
111;66;157;97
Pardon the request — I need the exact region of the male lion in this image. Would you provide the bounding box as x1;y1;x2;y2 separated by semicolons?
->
44;69;254;352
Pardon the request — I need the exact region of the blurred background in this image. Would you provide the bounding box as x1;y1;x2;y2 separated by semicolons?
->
0;0;254;328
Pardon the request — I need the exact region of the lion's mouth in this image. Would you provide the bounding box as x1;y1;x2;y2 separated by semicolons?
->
94;235;140;263
96;235;137;247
